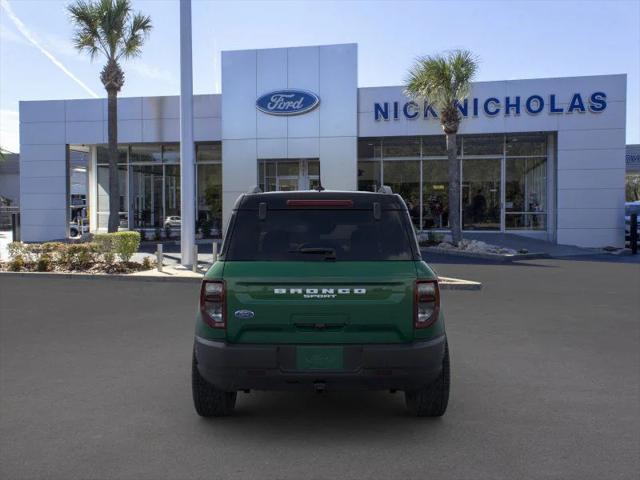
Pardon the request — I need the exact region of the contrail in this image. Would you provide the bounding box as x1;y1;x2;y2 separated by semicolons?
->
1;0;100;98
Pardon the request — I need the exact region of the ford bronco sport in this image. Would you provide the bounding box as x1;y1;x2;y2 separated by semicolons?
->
192;190;449;417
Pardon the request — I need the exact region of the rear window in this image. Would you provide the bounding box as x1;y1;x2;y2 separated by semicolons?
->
224;209;416;261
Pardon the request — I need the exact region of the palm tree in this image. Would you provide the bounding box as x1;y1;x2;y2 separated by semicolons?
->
68;0;152;232
405;50;478;245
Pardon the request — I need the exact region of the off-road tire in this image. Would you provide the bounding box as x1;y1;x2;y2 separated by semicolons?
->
405;341;450;417
192;352;237;417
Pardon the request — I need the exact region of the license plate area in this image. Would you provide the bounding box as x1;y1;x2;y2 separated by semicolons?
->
296;346;344;370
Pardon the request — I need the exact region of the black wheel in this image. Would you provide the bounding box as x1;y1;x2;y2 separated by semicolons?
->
70;228;78;237
405;341;450;417
192;352;237;417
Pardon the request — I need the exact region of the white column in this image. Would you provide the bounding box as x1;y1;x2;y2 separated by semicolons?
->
179;0;195;265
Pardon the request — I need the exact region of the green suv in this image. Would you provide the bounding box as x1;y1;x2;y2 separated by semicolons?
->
192;190;449;417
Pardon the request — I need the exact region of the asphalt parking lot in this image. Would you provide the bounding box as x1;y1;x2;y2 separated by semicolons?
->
1;257;639;480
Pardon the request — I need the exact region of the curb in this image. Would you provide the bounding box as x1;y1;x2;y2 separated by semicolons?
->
0;270;482;290
0;270;200;283
422;247;550;262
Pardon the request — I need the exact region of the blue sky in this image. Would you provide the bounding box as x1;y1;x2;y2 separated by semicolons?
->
1;0;638;152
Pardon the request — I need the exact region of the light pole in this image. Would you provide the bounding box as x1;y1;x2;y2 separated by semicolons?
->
179;0;195;266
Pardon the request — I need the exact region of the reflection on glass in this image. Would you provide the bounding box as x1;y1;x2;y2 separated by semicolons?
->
462;159;501;230
163;144;180;163
383;160;420;228
97;145;127;164
422;160;449;229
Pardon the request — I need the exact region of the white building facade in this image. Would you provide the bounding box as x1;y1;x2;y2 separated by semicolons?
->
19;43;627;247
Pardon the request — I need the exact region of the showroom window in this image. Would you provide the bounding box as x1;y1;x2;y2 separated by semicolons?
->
196;143;222;238
357;133;549;232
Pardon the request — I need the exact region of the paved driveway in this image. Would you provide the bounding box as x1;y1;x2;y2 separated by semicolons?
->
1;258;639;480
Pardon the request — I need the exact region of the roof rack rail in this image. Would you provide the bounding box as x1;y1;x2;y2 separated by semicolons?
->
378;185;393;194
248;186;262;194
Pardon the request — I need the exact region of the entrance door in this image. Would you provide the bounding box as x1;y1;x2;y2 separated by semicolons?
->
461;158;502;230
259;159;320;192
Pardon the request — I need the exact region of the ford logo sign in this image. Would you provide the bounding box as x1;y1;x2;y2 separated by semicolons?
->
234;309;255;319
256;89;320;116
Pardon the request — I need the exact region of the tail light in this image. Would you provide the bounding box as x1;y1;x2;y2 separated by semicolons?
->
200;280;225;329
415;280;440;329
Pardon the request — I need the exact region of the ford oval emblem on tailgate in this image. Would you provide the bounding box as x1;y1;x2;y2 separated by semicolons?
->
234;310;255;319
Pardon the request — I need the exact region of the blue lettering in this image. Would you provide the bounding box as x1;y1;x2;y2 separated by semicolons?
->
525;95;544;114
549;94;564;113
505;96;521;115
403;101;419;119
589;91;607;112
424;103;438;118
483;97;500;116
567;93;586;113
374;102;389;121
455;99;468;117
393;101;399;120
473;98;479;116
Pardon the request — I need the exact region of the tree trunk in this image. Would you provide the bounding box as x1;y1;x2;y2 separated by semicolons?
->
446;132;462;245
107;89;120;233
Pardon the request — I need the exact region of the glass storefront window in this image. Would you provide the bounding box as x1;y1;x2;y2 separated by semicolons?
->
506;133;547;156
97;145;127;164
357;161;381;192
422;160;449;229
382;137;420;159
505;157;547;230
130;144;162;163
462;158;501;230
164;164;181;220
162;144;180;163
463;134;503;156
130;164;163;229
97;164;128;229
197;143;222;162
383;160;421;228
358;138;381;160
197;163;222;236
421;136;447;156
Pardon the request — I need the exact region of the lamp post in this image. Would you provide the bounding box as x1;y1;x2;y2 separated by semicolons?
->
179;0;195;266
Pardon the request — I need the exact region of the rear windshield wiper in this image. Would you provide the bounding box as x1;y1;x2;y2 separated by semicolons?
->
289;247;337;260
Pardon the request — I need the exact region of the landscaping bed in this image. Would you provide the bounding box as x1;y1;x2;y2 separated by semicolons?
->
0;232;155;274
420;237;549;262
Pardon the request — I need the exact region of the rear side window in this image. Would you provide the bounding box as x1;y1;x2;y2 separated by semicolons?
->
225;209;416;261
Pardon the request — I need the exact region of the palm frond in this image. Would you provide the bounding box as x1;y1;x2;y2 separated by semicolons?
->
118;13;152;60
405;49;478;114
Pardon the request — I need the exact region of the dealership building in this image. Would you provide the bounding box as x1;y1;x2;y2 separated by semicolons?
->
19;43;627;247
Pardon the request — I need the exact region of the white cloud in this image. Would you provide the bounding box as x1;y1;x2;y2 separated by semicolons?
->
0;110;19;153
0;0;99;98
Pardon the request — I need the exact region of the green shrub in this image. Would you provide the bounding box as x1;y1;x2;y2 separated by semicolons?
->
141;256;153;270
94;233;116;264
63;243;99;270
112;231;140;263
8;254;25;271
36;254;52;272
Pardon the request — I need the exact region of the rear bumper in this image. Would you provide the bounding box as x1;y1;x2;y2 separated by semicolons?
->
194;335;447;392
